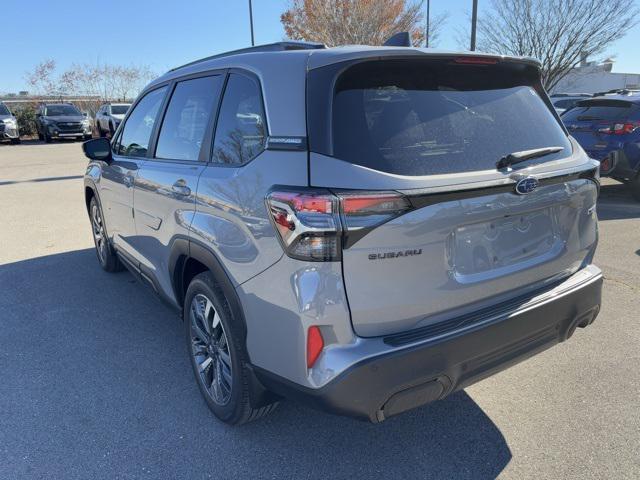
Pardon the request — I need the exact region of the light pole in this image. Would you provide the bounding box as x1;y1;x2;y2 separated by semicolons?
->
470;0;478;51
249;0;255;46
425;0;430;48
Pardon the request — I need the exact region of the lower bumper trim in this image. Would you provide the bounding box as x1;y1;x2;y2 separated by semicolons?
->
254;269;603;422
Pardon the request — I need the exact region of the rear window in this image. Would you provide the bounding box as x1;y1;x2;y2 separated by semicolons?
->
111;105;130;115
319;59;571;176
553;99;580;109
562;100;636;122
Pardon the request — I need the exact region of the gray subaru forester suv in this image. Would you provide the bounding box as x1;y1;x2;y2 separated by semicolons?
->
82;40;603;425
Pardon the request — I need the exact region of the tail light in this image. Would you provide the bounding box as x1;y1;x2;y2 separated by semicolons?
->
266;189;341;261
597;122;640;135
266;189;412;261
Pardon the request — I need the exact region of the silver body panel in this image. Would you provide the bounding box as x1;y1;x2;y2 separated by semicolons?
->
191;150;307;286
133;160;205;304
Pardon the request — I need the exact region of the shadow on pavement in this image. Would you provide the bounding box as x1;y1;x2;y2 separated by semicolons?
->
0;249;511;479
0;175;84;186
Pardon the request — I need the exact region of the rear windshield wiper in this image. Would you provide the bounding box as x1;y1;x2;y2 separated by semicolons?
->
496;146;564;170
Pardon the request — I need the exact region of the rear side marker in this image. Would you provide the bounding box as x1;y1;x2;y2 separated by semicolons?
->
307;326;324;368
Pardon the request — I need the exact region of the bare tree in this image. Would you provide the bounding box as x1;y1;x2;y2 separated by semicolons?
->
475;0;639;90
61;64;155;101
281;0;447;47
25;59;58;95
24;61;155;101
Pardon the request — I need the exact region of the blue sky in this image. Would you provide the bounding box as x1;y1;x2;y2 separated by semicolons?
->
3;0;640;93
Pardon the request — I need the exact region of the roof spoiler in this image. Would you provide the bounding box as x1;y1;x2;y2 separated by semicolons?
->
383;32;411;47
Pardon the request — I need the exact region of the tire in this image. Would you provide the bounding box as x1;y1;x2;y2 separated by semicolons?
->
109;122;115;137
37;131;43;141
89;196;123;272
44;131;52;143
10;138;20;145
97;122;105;138
184;272;278;425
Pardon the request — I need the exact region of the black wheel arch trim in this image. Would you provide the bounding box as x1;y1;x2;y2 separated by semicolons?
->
170;237;249;342
172;238;277;408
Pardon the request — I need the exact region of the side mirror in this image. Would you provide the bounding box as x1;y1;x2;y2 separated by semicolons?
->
83;137;112;162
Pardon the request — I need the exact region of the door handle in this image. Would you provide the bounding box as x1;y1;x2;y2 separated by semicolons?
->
171;179;191;196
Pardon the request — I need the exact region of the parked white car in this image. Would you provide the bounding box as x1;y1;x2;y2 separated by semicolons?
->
95;103;131;137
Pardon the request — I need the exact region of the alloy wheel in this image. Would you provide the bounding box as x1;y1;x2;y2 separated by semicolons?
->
91;203;107;264
189;294;233;405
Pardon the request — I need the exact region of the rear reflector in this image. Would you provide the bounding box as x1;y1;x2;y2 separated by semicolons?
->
307;326;324;368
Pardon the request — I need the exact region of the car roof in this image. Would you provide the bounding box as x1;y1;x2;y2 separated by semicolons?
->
151;44;540;88
144;43;542;139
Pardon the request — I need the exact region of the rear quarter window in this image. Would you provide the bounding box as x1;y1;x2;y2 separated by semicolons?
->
312;59;572;176
562;101;636;122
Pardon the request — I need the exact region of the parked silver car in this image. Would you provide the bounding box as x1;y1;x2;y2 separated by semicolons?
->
82;40;603;425
95;103;131;137
0;102;20;144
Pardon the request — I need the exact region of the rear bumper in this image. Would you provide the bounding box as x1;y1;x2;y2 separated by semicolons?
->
254;266;603;422
594;148;639;181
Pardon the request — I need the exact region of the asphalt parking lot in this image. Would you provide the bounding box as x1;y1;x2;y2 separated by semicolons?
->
1;141;639;480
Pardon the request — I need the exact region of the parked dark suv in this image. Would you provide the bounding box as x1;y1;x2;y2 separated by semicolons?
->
562;94;640;200
82;40;603;425
36;103;92;142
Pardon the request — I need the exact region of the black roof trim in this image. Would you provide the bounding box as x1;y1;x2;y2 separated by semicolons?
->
170;41;326;72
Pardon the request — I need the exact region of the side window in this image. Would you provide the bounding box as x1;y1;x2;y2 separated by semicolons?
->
117;87;167;157
211;73;266;165
155;75;223;161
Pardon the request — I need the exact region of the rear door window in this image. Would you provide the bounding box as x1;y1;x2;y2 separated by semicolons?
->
562;100;636;122
211;73;266;166
322;59;572;176
155;76;223;161
117;87;167;157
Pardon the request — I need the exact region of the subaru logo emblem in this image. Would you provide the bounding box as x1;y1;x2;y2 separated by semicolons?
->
515;177;539;195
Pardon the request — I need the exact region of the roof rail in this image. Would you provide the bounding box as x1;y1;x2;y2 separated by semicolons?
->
170;41;326;72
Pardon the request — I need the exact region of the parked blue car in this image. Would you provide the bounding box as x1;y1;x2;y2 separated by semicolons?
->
562;93;640;200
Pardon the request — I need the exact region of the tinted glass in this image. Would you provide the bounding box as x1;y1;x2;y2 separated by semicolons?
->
156;76;222;161
117;87;167;157
562;101;635;121
0;104;10;116
111;105;130;115
554;99;579;109
45;105;81;116
330;60;571;176
211;74;266;165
